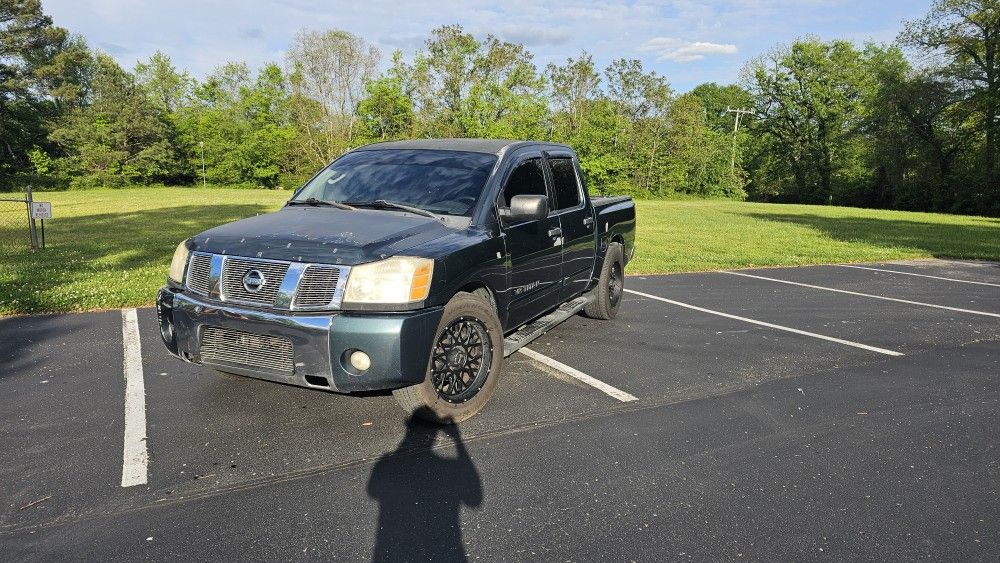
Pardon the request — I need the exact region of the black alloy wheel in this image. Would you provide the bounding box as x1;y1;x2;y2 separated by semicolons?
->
430;316;493;403
392;292;504;423
583;242;625;320
609;260;624;307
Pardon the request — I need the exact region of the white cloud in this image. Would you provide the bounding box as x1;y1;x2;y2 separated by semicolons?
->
639;37;739;63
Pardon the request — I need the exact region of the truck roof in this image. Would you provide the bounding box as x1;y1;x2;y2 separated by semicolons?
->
356;138;570;156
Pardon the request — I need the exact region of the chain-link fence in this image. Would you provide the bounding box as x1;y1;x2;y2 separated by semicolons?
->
0;190;30;252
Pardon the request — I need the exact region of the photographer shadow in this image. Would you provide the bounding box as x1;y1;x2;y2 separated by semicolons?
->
367;408;483;562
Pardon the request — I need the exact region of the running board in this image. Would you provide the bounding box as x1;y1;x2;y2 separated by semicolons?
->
503;295;591;357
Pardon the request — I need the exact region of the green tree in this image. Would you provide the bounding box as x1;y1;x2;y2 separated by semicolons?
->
661;94;744;198
745;39;875;203
545;52;619;193
546;52;600;139
178;62;296;187
286;29;380;168
134;50;193;182
134;50;192;113
571;99;623;196
603;58;672;195
49;54;176;187
901;0;1000;211
400;25;547;139
867;59;980;211
355;74;414;142
689;82;753;134
689;83;755;193
243;63;297;186
0;0;89;183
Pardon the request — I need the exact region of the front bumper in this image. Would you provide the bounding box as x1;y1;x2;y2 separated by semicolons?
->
156;287;443;393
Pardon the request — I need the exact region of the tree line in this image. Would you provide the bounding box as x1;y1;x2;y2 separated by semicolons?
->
2;0;999;216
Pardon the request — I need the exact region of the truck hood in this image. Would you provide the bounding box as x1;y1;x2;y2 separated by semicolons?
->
189;206;455;265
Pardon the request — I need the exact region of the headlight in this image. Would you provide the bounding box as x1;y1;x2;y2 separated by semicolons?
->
342;256;433;305
168;240;191;284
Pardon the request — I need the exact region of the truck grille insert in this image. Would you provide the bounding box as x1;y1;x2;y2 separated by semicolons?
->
200;326;294;375
183;253;349;310
186;253;212;295
221;257;288;306
293;265;342;308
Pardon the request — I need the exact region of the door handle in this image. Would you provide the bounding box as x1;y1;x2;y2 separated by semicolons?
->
583;216;594;227
548;227;562;238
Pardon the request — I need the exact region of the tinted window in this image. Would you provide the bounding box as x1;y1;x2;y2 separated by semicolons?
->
502;158;547;208
294;149;497;216
549;158;581;210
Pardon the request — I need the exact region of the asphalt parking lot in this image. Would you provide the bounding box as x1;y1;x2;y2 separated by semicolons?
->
1;258;998;561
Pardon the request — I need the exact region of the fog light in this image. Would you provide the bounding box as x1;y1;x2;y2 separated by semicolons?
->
349;350;371;372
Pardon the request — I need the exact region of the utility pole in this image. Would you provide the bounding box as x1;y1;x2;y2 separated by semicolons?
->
199;141;206;187
725;107;753;174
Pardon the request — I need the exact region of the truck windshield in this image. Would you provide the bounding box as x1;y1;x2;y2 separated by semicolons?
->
292;149;498;217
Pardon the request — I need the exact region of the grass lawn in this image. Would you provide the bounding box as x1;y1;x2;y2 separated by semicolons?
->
0;188;289;316
630;200;1000;273
1;188;997;316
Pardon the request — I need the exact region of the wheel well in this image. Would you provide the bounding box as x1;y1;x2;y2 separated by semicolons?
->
608;235;627;265
457;283;497;310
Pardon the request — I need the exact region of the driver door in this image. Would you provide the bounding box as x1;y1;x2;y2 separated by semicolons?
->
499;156;563;330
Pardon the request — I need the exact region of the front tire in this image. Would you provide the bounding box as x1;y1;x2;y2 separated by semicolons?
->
393;292;503;423
584;242;625;320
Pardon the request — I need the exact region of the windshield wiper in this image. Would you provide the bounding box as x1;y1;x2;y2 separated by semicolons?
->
287;197;355;210
343;199;439;219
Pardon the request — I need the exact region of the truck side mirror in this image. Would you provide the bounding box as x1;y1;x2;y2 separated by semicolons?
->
505;195;548;223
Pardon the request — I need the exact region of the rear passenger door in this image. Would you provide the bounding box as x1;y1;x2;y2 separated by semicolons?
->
546;154;596;300
499;156;564;329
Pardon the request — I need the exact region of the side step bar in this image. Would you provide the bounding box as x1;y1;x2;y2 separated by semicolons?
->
503;295;592;357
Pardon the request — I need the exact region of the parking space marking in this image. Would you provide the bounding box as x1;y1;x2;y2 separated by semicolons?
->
836;264;1000;288
722;271;1000;319
120;308;148;487
624;289;904;356
519;347;639;402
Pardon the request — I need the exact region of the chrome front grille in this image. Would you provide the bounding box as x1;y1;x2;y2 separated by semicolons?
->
200;326;294;374
293;265;343;309
221;257;289;306
182;251;349;310
186;253;212;295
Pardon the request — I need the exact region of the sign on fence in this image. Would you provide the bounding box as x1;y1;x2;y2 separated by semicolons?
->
30;202;52;219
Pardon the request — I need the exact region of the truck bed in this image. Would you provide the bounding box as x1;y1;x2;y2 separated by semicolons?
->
591;195;633;206
591;195;636;264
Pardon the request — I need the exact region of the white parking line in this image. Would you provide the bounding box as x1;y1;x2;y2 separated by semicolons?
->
121;308;148;487
722;271;1000;319
519;347;639;402
624;288;904;356
836;264;1000;288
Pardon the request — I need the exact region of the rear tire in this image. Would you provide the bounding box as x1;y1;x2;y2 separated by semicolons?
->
583;242;625;320
393;292;503;424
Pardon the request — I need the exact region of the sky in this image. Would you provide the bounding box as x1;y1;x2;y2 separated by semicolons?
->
44;0;934;93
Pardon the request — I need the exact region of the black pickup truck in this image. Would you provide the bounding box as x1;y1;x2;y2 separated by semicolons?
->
157;139;636;422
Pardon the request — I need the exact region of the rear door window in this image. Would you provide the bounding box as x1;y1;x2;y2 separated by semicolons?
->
549;158;582;210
